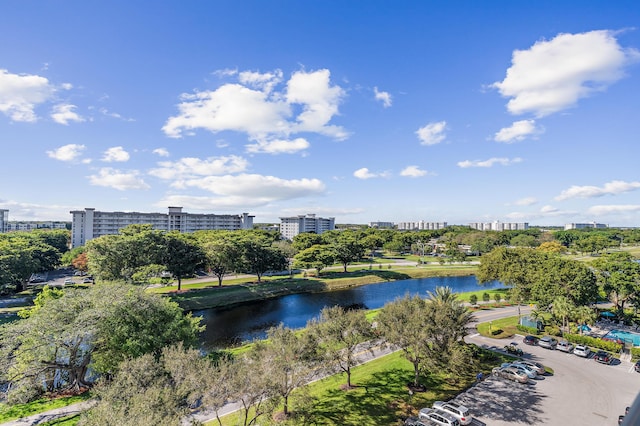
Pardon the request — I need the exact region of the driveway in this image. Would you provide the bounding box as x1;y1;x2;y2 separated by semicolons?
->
463;333;638;425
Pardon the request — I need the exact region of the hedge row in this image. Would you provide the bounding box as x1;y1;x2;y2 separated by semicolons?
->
563;333;623;353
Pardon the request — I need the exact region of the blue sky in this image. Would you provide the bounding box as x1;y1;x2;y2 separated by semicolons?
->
1;1;639;226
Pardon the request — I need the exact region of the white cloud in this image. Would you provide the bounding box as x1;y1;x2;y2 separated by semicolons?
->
494;119;542;143
374;87;392;107
99;108;135;122
152;148;170;157
149;155;249;180
555;180;640;201
0;199;75;221
416;121;447;145
514;197;537;206
246;137;310;154
0;69;57;122
172;174;325;203
400;165;427;177
163;68;348;142
492;30;640;117
353;167;381;179
540;205;559;214
505;205;575;221
457;157;523;168
46;144;86;162
51;103;84;125
102;146;130;162
587;204;640;215
89;168;150;191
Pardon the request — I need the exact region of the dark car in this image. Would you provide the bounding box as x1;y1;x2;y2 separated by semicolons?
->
523;335;539;346
635;360;640;373
594;350;613;365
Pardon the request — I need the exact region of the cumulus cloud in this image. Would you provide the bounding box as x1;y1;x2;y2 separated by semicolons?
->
506;205;575;221
51;103;84;125
149;155;249;180
152;148;170;157
353;167;386;179
514;197;538;206
555;180;640;201
494;120;542;143
374;87;392;107
400;165;427;177
246;137;310;154
416;121;447;145
163;68;348;145
89;168;150;191
492;30;640;117
0;69;57;122
102;146;130;162
587;204;640;215
46;144;86;162
457;157;523;168
172;174;326;203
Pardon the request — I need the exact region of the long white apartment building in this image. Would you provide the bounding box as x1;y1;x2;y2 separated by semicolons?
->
280;214;335;240
469;221;529;231
70;207;254;248
396;221;448;231
5;221;69;232
564;222;608;230
0;209;8;233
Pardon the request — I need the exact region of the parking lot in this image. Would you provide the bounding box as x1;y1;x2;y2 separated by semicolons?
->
460;333;639;425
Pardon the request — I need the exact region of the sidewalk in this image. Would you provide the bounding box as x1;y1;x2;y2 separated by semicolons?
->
1;400;97;426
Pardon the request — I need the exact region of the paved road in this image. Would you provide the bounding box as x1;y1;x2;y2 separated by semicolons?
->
463;332;638;425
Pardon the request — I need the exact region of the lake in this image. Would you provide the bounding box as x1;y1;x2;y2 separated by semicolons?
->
194;275;502;350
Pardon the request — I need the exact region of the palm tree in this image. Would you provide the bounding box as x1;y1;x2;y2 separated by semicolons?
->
551;296;574;335
573;305;597;335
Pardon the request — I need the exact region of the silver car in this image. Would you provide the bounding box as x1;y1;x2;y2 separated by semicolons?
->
538;335;558;349
502;362;537;379
557;340;574;353
419;408;461;426
514;360;545;375
432;400;472;425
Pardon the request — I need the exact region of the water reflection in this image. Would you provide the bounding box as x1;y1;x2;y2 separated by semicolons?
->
195;275;501;350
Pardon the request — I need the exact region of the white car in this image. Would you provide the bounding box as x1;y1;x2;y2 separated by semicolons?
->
419;408;461;426
502;362;537;379
557;340;574;353
573;344;591;358
432;400;472;425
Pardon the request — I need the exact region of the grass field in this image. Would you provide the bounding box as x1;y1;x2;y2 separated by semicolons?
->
0;394;92;423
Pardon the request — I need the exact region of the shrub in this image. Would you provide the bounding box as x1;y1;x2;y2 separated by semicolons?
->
469;294;478;305
517;325;539;335
482;292;490;303
631;347;640;359
493;293;502;304
544;325;562;336
564;333;623;353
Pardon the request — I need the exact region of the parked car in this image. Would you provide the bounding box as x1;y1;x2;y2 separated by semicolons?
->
573;344;591;358
432;401;472;425
514;360;545;375
492;366;528;384
594;350;613;365
405;417;429;426
556;340;574;353
523;335;539;345
510;362;540;378
82;277;93;283
538;336;558;349
419;408;460;426
635;360;640;372
63;278;74;285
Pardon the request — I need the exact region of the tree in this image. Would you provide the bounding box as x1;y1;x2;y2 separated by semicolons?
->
537;241;566;254
292;233;323;251
71;252;89;272
308;306;374;388
551;296;574;334
573;305;597;334
239;237;287;282
482;292;490;303
592;252;640;312
250;324;321;418
293;244;335;276
510;234;538;248
377;295;431;387
361;234;384;267
202;238;241;286
83;344;211;426
273;240;298;278
469;294;478;306
162;232;206;291
0;283;203;402
331;237;365;272
493;292;502;304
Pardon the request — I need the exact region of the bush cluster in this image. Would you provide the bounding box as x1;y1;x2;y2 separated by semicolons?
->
516;325;538;335
563;333;623;353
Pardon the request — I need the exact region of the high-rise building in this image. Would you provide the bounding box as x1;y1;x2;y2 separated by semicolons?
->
70;207;253;248
0;209;8;233
468;221;529;231
396;221;447;231
564;222;608;230
279;214;335;240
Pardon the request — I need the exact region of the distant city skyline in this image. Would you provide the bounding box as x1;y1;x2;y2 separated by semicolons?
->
1;2;639;226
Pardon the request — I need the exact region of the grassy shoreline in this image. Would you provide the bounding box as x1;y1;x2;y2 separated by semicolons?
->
167;264;479;311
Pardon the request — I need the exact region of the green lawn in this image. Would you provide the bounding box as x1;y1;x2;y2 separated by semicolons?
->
0;394;92;423
476;315;520;339
212;348;506;426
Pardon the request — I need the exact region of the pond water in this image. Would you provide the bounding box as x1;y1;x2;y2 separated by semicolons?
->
194;275;502;350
